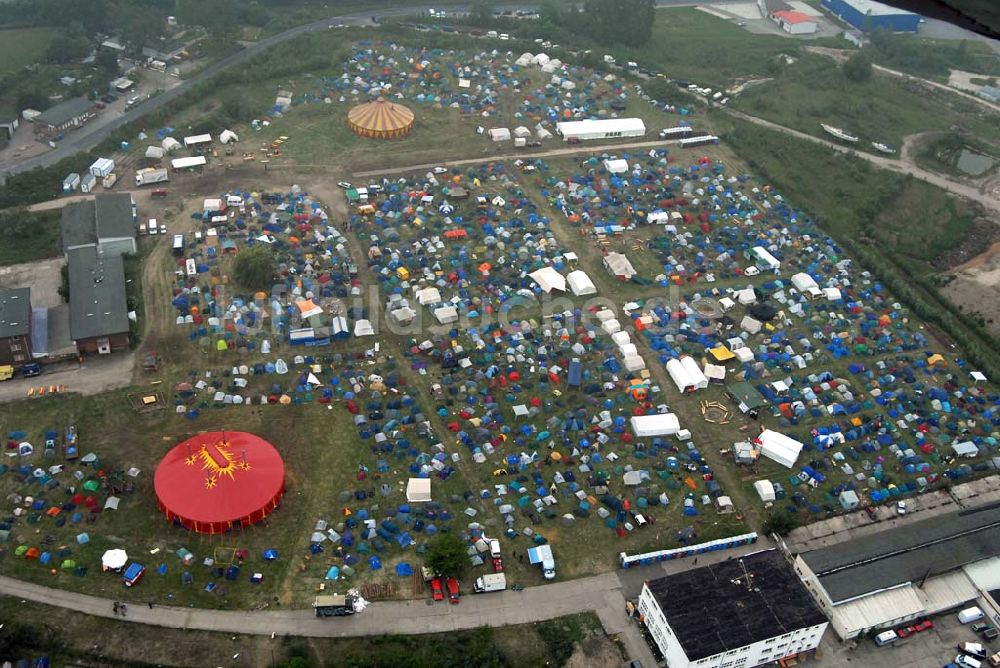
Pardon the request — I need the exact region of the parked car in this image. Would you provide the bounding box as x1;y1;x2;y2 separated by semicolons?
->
985;628;999;642
432;167;448;174
971;623;990;634
959;643;988;660
914;619;934;632
430;577;444;601
956;655;982;668
151;189;168;198
21;363;41;378
896;626;916;639
897;500;908;515
446;577;460;604
337;181;352;189
492;557;504;572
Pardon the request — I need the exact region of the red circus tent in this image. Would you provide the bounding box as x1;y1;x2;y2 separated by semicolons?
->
154;432;285;534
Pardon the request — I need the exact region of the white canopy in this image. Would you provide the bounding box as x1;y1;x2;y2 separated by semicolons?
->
791;272;819;293
566;270;596;296
757;429;803;468
219;129;239;144
145;146;164;159
183;133;212;147
102;549;128;570
434;305;459;324
604;159;629;174
415;287;442;305
529;267;566;293
630;414;680;437
741;316;761;334
354;319;375;336
488;127;511;142
753;479;776;502
680;356;708;390
666;357;707;393
406;478;431;502
161;137;182;152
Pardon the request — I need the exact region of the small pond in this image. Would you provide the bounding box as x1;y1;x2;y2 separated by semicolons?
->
956;148;995;176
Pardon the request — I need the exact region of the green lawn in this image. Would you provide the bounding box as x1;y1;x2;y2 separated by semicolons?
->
0;27;55;77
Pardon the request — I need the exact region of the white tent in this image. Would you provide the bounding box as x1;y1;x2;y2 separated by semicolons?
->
741;316;762;334
604;159;629;174
666;358;697;393
406;478;432;503
680;356;709;390
566;270;596;296
415;287;442;305
791;272;819;293
704;363;726;382
513;126;531;138
354;319;375;337
101;549;128;571
529;267;566;293
434;305;459;324
603;252;636;280
757;429;803;468
751;246;780;270
145;146;164;159
630;413;680;437
219;129;239;144
823;287;842;301
488;127;511;142
161;137;181;152
556;118;646;141
753;480;776;502
623;470;644;486
952;441;979;458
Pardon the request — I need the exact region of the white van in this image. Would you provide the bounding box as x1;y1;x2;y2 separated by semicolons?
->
960;606;985;624
874;630;898;646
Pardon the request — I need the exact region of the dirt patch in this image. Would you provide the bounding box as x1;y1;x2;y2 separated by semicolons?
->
564;631;627;668
933;216;1000;270
941;236;1000;335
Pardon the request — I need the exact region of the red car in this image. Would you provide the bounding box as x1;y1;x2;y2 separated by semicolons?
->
896;626;917;639
446;577;460;604
914;620;934;633
151;189;168;198
430;578;444;602
492;557;504;573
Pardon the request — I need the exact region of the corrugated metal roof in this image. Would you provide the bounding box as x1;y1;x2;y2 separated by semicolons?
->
0;287;31;339
916;570;979;612
965;557;1000;591
832;586;924;632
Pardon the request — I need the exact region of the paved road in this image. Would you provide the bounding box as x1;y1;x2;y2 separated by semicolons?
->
0;352;136;403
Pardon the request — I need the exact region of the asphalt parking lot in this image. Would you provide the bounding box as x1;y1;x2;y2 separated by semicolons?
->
820;609;999;667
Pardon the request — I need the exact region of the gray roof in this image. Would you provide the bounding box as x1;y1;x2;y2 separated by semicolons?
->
35;97;93;127
645;550;826;660
61;200;98;251
801;502;1000;603
0;287;31;339
61;194;134;252
68;247;129;341
95;194;134;239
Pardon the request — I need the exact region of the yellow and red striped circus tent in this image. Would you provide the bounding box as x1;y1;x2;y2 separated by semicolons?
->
346;97;415;139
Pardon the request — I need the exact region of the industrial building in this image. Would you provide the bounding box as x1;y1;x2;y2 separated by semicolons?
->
791;501;1000;639
821;0;920;32
772;10;819;33
0;288;33;366
32;97;96;136
61;193;137;258
67;247;130;356
636;550;828;668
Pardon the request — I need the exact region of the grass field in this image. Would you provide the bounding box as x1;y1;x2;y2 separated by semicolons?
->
0;594;609;667
0;208;62;265
0;27;55;77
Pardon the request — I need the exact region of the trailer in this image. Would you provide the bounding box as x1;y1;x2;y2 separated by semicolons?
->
102;173;117;189
147;219;158;235
89;157;115;178
313;594;356;617
473;572;507;593
171;155;207;170
135;167;169;186
678;135;720;148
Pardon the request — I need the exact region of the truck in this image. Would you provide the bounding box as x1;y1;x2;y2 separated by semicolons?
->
135;168;169;187
527;544;556;580
313;594;356;617
473;572;507;593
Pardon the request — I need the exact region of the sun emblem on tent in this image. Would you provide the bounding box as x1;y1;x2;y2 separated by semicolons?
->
193;438;244;483
205;476;217;489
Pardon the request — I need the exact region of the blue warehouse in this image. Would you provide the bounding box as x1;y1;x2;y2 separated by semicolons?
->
821;0;920;32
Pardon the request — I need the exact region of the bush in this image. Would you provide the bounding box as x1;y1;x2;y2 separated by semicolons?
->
232;244;277;292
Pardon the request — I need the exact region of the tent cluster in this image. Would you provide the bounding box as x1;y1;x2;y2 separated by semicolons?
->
352;162;584;322
1;428;137;578
259;44;639;139
170;185;371;352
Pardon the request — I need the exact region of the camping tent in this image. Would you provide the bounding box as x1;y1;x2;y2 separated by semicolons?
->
434;305;458;324
952;441;979;458
753;480;776;502
604;159;628;174
666;358;702;393
680;356;708;390
145;146;164;159
566;270;596;296
406;478;431;503
740;316;762;334
219;129;239;144
757;429;803;468
415;287;442;305
529;267;566;293
488;128;511;142
630;414;680;437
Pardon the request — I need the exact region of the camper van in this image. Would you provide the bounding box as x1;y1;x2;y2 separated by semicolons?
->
874;630;898;646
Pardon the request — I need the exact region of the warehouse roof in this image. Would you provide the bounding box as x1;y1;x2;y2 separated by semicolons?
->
801;501;1000;603
645;550;826;660
0;287;31;339
68;247;129;341
61;194;134;252
35;97;93;127
61;200;98;250
836;0;918;16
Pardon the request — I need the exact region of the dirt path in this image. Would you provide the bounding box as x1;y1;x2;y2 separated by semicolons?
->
724;108;1000;214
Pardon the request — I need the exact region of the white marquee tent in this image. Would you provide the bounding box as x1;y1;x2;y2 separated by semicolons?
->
630;413;680;437
566;270;596;296
406;478;432;502
757;429;804;468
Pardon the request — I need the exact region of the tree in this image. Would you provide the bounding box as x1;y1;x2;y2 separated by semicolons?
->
582;0;654;46
761;510;799;536
425;533;468;577
45;32;90;64
232;244;277;292
469;0;494;26
842;51;872;82
95;48;120;76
